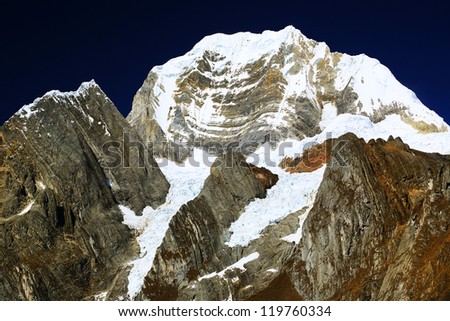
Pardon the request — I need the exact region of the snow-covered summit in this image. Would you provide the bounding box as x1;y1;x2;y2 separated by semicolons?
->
129;26;449;156
189;25;305;65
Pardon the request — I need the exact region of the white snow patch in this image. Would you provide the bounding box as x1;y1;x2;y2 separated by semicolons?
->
198;252;260;281
17;104;39;119
119;205;141;231
282;196;316;244
93;292;108;301
37;181;46;189
259;114;449;161
225;110;450;249
226;166;326;247
319;102;337;130
18;201;35;216
15;80;98;119
190;26;303;67
122;149;215;300
335;53;449;130
104;126;111;137
320;113;450;155
266;268;278;273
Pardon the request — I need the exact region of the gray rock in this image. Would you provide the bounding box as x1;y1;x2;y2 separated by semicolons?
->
139;152;279;300
288;133;450;300
0;82;169;300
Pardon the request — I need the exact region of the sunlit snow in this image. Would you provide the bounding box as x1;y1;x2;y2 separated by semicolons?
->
37;181;46;190
198;252;260;281
16;80;98;119
226;166;326;247
17;200;35;216
281;198;316;244
121;149;215;300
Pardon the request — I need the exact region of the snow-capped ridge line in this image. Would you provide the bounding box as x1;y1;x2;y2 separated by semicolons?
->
15;80;101;119
191;25;304;52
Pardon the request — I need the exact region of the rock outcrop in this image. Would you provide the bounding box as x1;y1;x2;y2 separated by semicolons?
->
255;133;450;300
0;82;169;300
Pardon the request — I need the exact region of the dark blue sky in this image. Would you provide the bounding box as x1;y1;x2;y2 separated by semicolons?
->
1;0;449;125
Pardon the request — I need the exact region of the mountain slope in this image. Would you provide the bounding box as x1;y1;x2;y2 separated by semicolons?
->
128;134;450;301
280;134;450;300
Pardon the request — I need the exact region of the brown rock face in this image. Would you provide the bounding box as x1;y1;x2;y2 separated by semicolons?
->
280;140;333;173
283;133;450;300
248;164;279;189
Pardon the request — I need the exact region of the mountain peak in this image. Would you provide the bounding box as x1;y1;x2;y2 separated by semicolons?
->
130;26;449;160
189;26;307;63
14;80;101;119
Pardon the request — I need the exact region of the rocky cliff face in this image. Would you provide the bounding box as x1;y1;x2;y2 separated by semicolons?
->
255;134;450;300
0;82;169;300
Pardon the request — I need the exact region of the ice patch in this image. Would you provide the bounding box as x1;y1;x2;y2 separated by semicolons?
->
226;166;326;248
319;102;337;130
122;149;215;300
198;252;260;281
93;292;108;301
119;205;142;231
